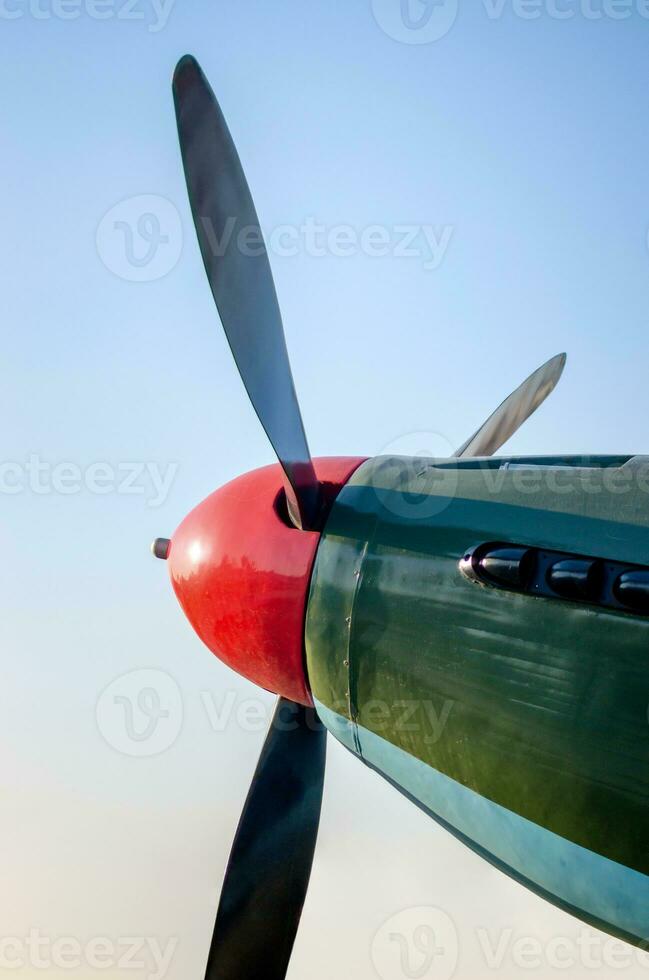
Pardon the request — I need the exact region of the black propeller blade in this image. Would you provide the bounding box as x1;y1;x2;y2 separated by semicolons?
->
204;698;326;980
454;352;566;458
173;55;322;530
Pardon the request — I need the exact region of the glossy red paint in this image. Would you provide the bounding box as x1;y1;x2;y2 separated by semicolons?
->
168;457;366;705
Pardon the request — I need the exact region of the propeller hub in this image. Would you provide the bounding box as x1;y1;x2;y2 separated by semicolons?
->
166;457;364;705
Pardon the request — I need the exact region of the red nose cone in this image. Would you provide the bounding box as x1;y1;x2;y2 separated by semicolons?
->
167;457;365;705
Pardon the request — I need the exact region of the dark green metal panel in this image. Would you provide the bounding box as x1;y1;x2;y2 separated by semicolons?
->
305;454;649;944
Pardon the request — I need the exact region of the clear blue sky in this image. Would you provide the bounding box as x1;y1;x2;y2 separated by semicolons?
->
3;3;649;978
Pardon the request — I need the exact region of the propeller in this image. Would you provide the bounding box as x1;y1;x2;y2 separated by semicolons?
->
204;699;326;980
454;352;566;458
170;53;567;980
173;55;327;980
172;54;321;531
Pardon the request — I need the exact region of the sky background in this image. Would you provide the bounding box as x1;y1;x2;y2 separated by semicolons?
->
3;1;649;977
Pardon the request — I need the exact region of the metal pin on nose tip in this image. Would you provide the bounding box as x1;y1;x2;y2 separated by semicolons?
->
151;537;171;560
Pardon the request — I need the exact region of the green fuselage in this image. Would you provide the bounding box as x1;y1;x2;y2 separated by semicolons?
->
305;454;649;947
